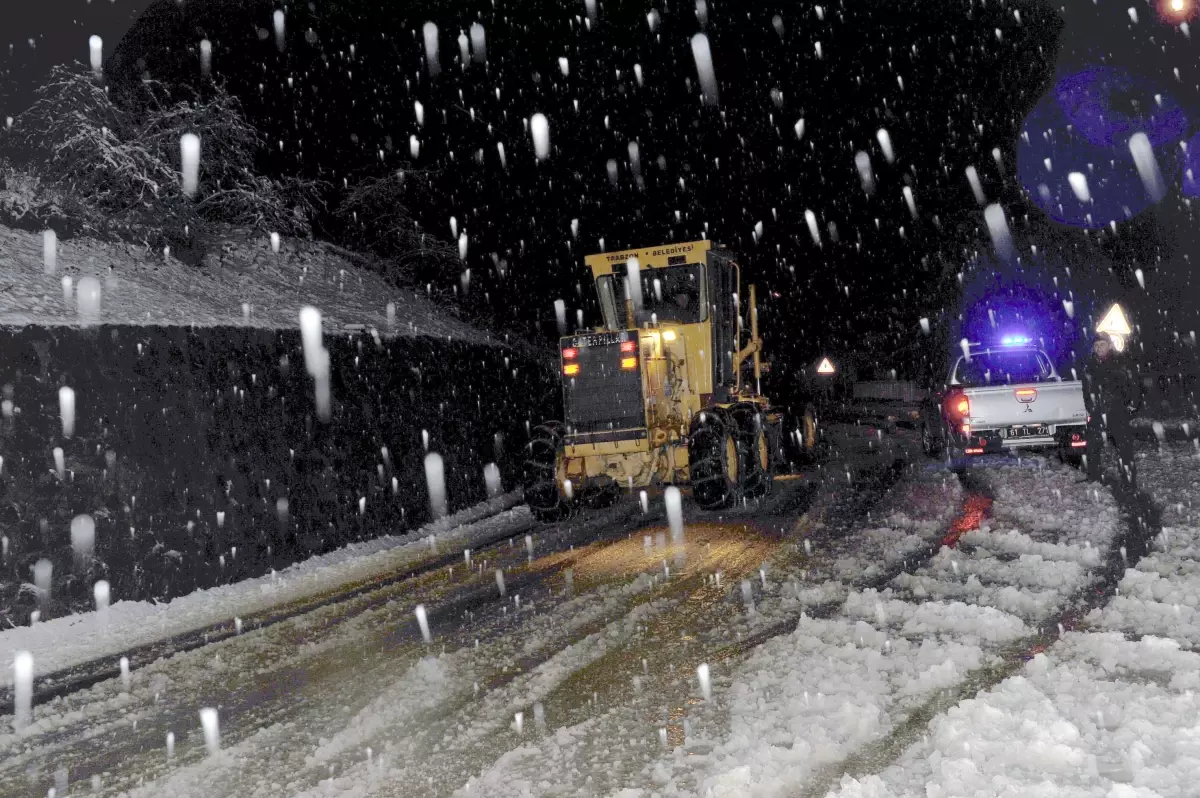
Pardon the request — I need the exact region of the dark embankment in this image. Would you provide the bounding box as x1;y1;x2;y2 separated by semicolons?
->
0;325;557;627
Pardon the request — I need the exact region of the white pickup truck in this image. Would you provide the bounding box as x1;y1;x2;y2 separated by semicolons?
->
920;339;1088;465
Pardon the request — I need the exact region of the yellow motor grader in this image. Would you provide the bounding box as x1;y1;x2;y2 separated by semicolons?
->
523;239;815;521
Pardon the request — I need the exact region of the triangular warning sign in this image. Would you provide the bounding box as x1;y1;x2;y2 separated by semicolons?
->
816;357;836;375
1096;303;1132;336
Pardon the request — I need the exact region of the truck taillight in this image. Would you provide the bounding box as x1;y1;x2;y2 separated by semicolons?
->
620;340;637;353
564;363;580;376
1015;388;1037;402
945;392;969;420
562;347;578;360
620;357;638;370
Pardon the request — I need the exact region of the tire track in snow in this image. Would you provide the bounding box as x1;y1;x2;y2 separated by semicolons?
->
273;476;823;797
205;451;849;797
447;445;924;797
0;500;669;797
3;501;536;707
706;459;972;665
177;570;692;797
796;457;1162;798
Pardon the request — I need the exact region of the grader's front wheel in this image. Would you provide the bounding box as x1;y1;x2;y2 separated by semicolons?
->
689;409;739;510
523;422;575;523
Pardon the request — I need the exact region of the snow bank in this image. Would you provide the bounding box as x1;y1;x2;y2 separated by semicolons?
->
1091;442;1200;643
0;223;492;341
960;527;1104;567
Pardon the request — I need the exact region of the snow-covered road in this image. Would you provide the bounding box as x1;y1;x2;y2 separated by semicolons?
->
3;427;1196;798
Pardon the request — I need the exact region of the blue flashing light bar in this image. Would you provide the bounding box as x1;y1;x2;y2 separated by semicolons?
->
1001;335;1031;346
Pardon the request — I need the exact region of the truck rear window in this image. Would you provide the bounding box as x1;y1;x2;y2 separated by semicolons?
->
954;350;1050;386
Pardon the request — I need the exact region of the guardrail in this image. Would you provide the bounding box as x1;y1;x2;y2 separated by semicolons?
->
852;381;923;403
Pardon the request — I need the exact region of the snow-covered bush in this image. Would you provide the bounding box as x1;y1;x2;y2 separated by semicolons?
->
7;64;324;246
335;169;457;282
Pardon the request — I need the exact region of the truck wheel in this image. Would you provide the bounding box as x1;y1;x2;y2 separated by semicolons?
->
782;405;820;468
731;403;772;499
689;410;739;510
523;422;574;522
801;405;818;456
1058;448;1084;469
921;419;944;457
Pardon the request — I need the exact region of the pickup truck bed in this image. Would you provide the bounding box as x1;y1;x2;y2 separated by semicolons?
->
923;344;1089;460
960;381;1087;450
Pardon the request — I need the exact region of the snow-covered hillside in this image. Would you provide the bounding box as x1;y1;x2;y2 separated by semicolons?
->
0;222;491;341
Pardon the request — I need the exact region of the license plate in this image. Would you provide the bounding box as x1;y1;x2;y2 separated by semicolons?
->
1008;425;1046;438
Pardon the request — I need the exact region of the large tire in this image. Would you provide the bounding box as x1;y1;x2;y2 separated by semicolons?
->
731;403;773;499
689;409;739;510
1058;447;1084;469
523;422;574;522
764;411;786;474
921;417;944;458
799;404;820;463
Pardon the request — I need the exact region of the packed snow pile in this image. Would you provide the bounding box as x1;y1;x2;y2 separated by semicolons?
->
0;222;490;341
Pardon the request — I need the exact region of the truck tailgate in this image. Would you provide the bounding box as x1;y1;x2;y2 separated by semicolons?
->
963;381;1087;429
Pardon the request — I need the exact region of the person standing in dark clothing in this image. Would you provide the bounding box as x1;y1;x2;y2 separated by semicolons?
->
1081;332;1141;486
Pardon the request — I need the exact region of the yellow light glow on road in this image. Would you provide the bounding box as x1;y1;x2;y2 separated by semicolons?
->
533;522;780;584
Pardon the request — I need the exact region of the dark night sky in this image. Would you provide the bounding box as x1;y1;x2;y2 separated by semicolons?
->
4;0;1199;379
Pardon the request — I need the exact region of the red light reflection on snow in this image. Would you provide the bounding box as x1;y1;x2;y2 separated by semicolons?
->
941;493;994;548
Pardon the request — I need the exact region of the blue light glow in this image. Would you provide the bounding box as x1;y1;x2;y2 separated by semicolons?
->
1017;67;1186;229
1001;335;1031;346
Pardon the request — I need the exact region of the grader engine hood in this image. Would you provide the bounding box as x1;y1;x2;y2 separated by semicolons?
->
560;330;647;443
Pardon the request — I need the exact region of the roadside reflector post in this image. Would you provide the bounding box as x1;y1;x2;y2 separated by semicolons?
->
810;356;838;415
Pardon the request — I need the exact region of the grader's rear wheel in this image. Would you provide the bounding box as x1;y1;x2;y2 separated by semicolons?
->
731;403;773;499
689;409;739;510
523;422;574;522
